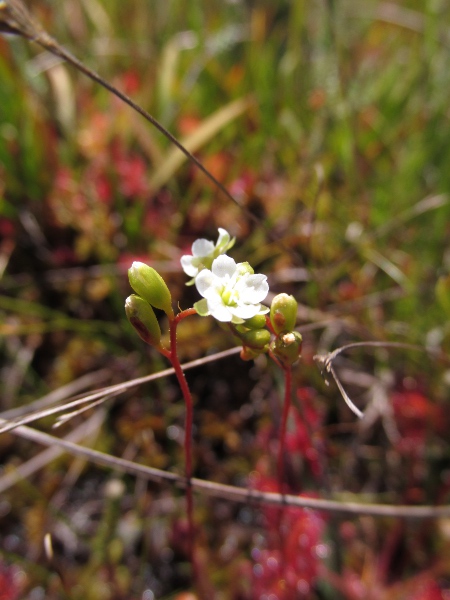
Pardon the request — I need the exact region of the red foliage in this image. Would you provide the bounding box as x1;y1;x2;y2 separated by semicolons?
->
249;506;327;599
0;562;23;600
406;580;446;600
0;218;16;238
285;388;324;479
248;471;327;599
112;143;149;199
121;69;141;95
392;390;443;455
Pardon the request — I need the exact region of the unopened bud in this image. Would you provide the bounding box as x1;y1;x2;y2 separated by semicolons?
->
271;331;302;366
270;293;298;334
128;262;174;319
244;313;268;330
241;328;271;349
125;294;162;348
236;262;254;276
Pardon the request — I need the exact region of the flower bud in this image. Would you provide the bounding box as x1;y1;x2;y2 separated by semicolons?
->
236;262;254;276
244;313;268;330
271;331;302;366
241;328;271;349
125;294;162;348
128;262;174;319
270;293;298;334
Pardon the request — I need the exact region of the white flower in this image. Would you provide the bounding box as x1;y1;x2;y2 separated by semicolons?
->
181;228;235;283
194;255;269;324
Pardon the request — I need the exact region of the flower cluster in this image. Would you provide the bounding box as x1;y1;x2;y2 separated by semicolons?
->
181;229;269;325
181;228;302;364
124;228;302;365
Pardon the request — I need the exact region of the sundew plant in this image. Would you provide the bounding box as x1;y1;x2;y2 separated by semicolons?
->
1;1;450;599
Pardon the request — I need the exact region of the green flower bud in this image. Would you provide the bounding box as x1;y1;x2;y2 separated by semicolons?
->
125;294;162;348
236;262;254;276
241;328;271;349
244;313;268;330
271;331;302;366
270;293;298;334
128;262;174;319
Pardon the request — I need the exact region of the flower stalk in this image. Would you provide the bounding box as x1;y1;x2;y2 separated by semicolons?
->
277;365;293;494
125;265;199;582
168;308;198;576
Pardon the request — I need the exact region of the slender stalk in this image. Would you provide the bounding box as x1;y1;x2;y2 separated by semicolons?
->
275;365;293;585
168;308;198;579
277;365;292;494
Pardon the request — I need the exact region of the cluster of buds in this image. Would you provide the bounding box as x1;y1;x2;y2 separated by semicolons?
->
125;262;174;350
231;293;302;365
269;293;303;366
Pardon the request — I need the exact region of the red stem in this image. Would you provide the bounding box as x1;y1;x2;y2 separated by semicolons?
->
276;365;292;584
168;308;198;579
277;365;292;494
265;314;277;335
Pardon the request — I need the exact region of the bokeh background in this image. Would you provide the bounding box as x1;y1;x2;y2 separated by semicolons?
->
1;1;450;598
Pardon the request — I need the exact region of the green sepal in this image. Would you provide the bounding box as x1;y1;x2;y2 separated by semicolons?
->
193;299;209;317
125;294;162;348
128;262;174;319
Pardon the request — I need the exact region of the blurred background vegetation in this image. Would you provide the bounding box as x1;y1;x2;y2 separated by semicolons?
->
1;0;450;598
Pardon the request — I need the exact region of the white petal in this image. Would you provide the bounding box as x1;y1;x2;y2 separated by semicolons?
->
209;303;233;322
195;270;223;301
230;304;261;320
216;228;230;247
191;238;215;257
239;275;269;304
180;255;198;277
211;255;236;278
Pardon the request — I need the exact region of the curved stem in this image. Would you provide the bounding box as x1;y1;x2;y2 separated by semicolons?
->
173;307;198;324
